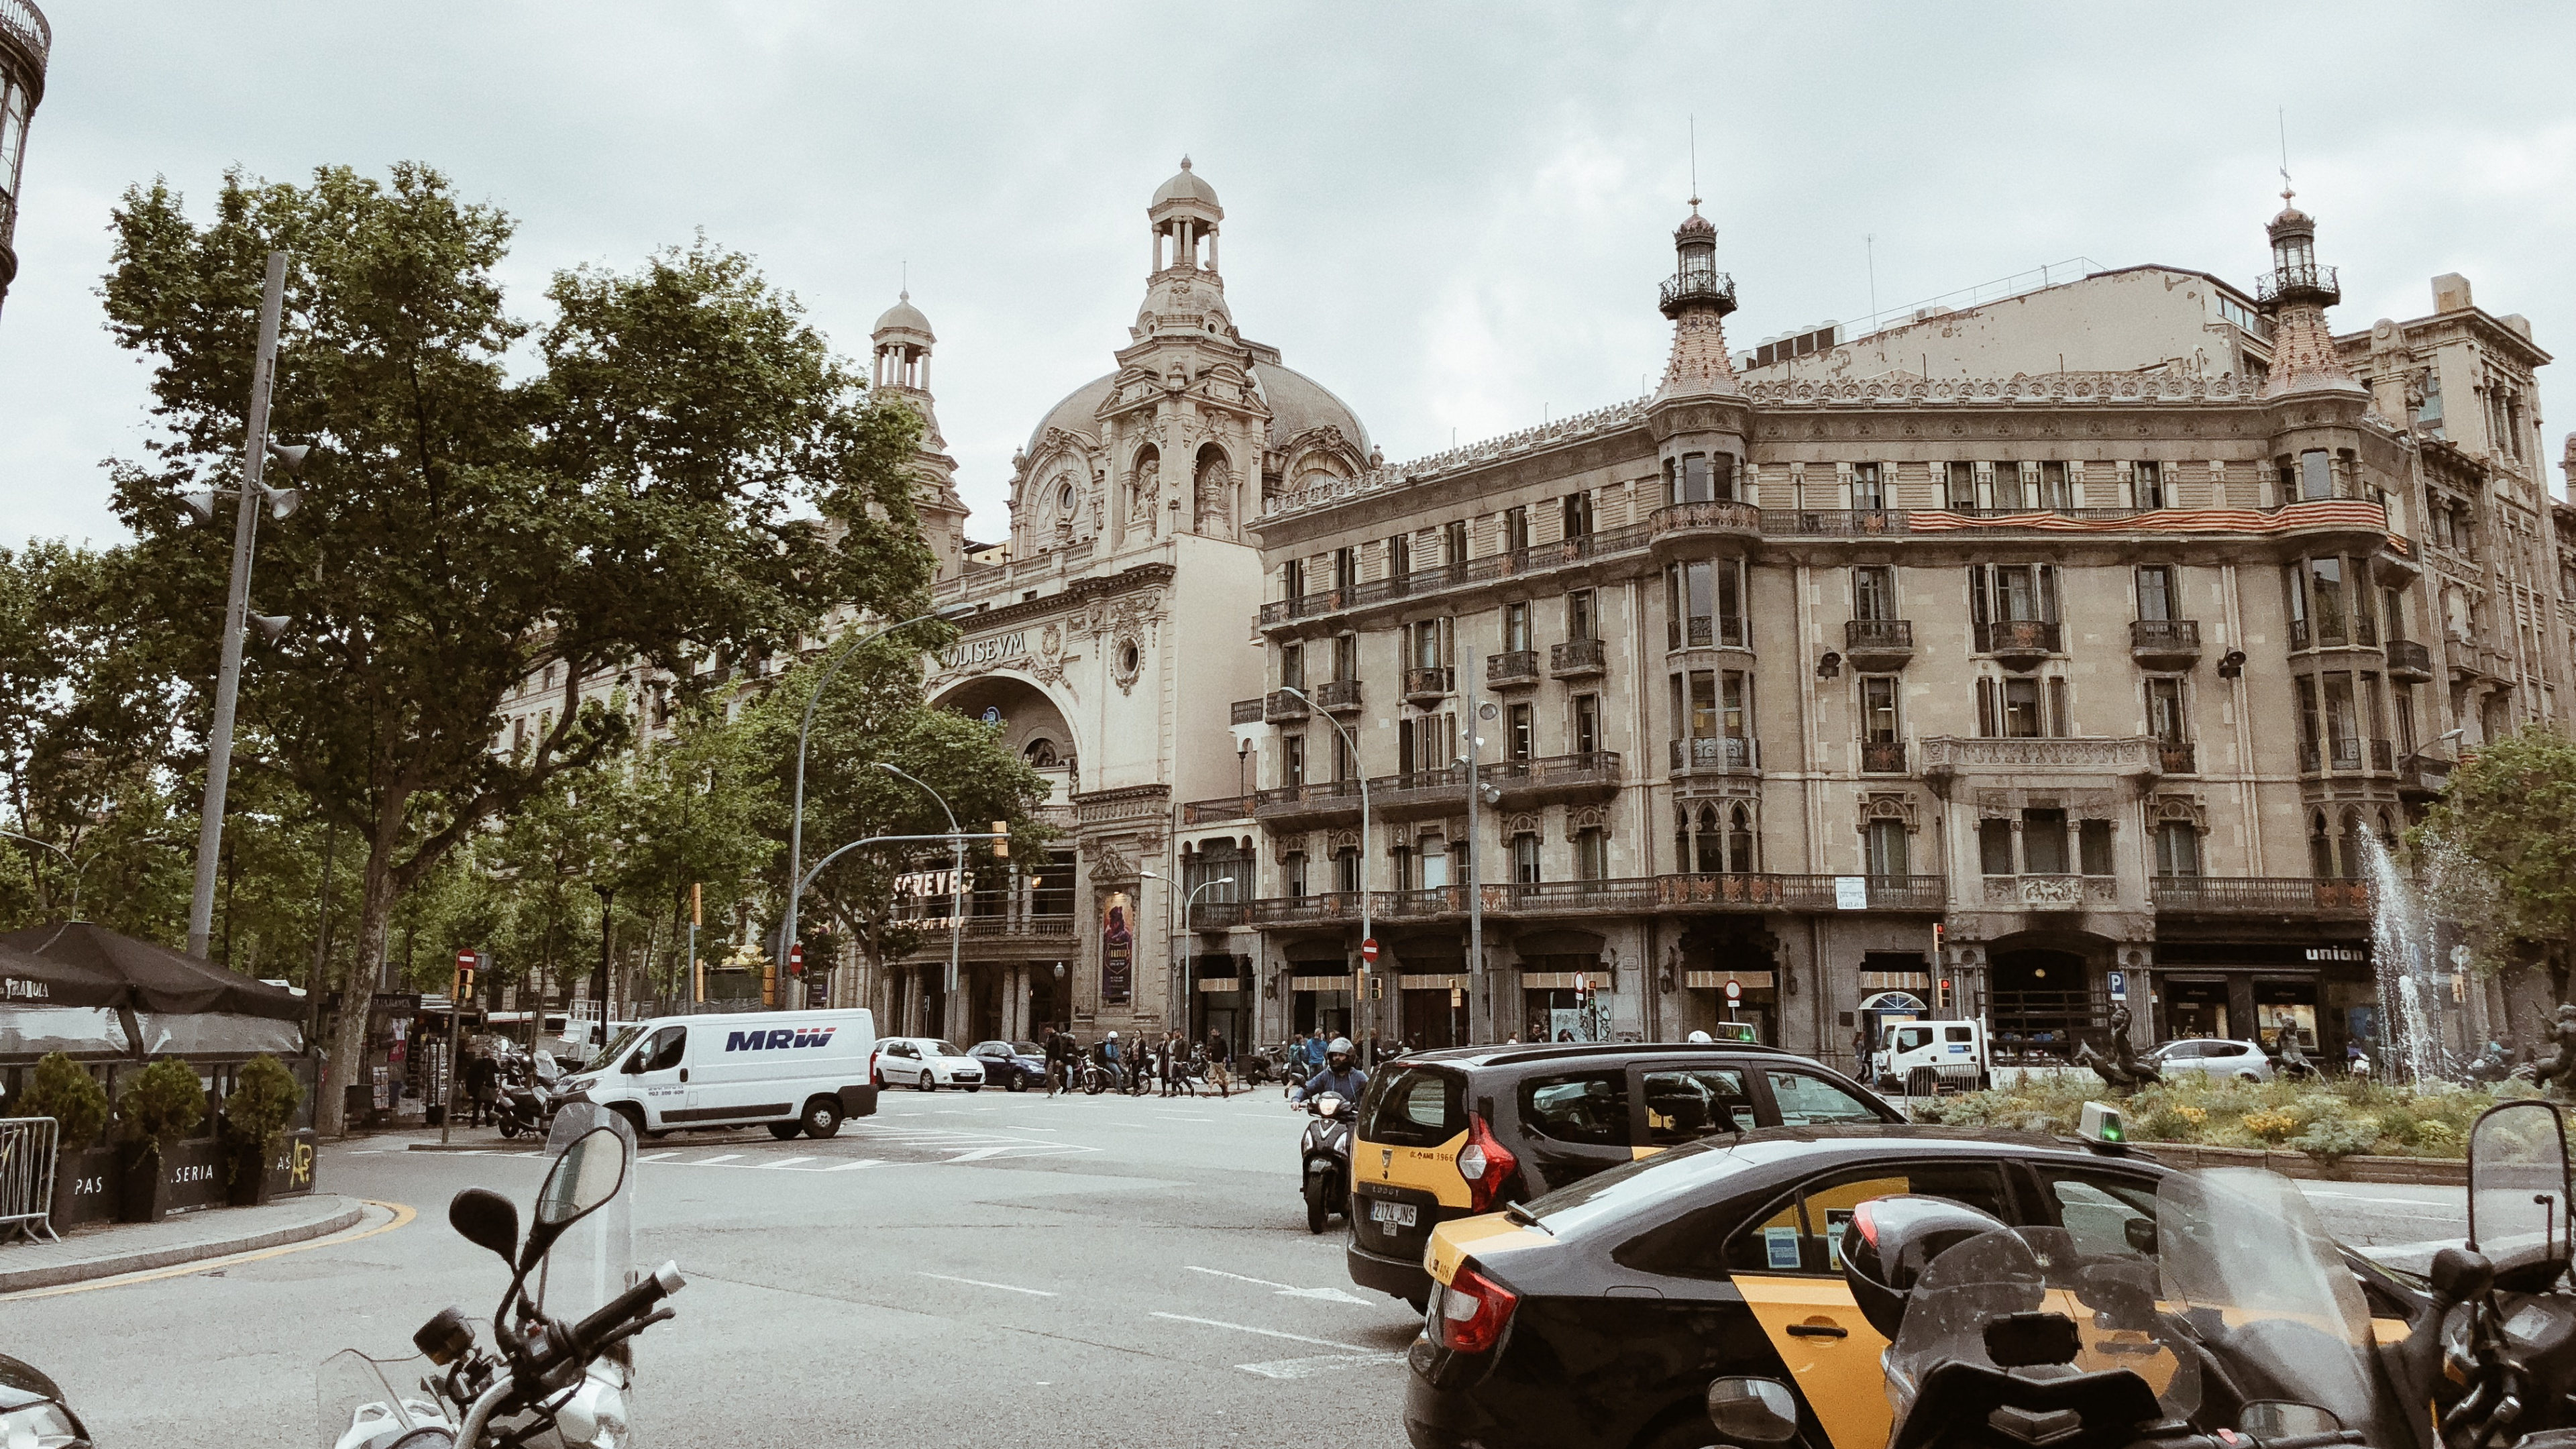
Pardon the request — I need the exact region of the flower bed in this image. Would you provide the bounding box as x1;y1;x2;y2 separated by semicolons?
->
1913;1071;2528;1161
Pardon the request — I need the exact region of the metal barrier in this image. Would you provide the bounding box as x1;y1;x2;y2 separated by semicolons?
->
0;1117;61;1243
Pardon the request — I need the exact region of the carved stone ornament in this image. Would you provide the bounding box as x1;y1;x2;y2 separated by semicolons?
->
2153;794;2207;830
1503;812;1542;840
1325;828;1361;855
1563;804;1611;841
1110;632;1144;695
1860;792;1920;835
1085;841;1138;883
1273;832;1313;865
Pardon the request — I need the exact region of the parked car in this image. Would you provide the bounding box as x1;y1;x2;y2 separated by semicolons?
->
2140;1036;2275;1081
969;1039;1046;1091
873;1037;986;1092
1346;1041;1900;1311
1401;1125;2423;1449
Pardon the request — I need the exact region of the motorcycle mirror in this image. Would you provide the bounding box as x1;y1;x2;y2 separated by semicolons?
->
2428;1244;2496;1305
1839;1194;2010;1342
2123;1216;2158;1256
521;1125;629;1270
449;1187;521;1267
1705;1377;1799;1446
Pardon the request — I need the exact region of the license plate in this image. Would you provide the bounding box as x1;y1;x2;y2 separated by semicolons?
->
1370;1201;1417;1228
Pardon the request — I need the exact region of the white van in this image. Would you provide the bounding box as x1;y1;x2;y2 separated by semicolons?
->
1872;1018;1990;1092
557;1008;878;1139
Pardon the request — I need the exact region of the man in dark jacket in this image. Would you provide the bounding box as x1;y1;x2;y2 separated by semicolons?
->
464;1049;501;1128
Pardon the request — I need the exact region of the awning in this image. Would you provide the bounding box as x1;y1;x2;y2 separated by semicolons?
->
0;938;129;1010
1;922;305;1021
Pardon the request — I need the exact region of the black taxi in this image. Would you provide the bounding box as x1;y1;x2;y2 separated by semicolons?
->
1401;1126;2425;1449
1346;1042;1900;1310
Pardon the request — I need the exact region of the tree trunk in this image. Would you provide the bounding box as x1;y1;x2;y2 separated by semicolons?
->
317;824;403;1136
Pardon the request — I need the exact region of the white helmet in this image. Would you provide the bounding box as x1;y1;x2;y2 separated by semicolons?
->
1327;1036;1354;1058
1108;1030;1118;1039
1686;1030;1713;1044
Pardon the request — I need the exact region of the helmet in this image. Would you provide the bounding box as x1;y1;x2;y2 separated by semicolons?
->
1327;1036;1354;1058
1686;1030;1713;1044
1108;1030;1118;1039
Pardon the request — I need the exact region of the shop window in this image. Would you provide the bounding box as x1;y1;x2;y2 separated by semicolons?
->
1521;1072;1631;1146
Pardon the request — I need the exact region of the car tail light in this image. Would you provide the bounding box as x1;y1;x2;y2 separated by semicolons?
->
1432;1261;1519;1354
1456;1113;1517;1212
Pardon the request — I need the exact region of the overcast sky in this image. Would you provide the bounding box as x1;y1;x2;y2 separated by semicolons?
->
5;3;2571;548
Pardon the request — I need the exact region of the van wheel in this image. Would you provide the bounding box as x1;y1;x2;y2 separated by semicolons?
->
767;1122;802;1141
802;1097;844;1139
610;1105;647;1139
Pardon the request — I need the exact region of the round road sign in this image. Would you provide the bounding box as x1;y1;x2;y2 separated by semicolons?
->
1723;978;1743;1002
1360;937;1380;965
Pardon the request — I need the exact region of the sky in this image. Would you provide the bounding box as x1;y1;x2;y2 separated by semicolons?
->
4;3;2573;549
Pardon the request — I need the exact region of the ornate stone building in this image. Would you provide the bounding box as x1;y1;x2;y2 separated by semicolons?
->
0;0;49;322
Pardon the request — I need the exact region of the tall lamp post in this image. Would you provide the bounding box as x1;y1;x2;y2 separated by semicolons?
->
1277;685;1370;1043
1142;869;1233;1059
780;602;977;998
876;761;961;1036
186;248;312;961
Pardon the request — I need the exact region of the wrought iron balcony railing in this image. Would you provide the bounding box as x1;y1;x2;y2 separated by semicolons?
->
1550;637;1607;676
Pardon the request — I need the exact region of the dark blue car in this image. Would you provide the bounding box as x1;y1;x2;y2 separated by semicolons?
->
971;1040;1046;1091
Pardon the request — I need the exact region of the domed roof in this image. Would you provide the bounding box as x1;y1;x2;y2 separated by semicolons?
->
1674;203;1716;239
873;291;934;341
1152;156;1221;211
1023;360;1369;457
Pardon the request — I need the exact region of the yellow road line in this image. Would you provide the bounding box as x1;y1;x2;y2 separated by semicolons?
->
2;1199;417;1301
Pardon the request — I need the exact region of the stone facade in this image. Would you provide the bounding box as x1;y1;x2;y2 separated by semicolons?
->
0;0;49;321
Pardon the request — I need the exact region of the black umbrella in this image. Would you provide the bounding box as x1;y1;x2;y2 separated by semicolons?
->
0;937;129;1011
0;922;304;1021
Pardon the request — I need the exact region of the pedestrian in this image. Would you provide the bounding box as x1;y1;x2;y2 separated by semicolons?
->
1045;1022;1071;1095
1205;1027;1232;1095
464;1046;500;1128
1301;1026;1326;1073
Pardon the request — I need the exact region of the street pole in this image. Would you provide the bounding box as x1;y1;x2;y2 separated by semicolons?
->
782;604;970;1005
188;249;288;961
1144;871;1235;1070
876;762;961;1036
1463;646;1485;1044
1281;686;1369;1045
594;885;614;1023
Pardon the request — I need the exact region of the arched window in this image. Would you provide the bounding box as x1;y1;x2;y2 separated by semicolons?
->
1727;805;1756;874
1022;738;1057;767
1695;805;1725;873
2339;810;2367;881
2308;811;2335;879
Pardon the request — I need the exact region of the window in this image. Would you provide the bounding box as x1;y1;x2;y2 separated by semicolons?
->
1282;733;1306;787
1866;818;1909;879
1443;519;1468;568
639;1026;687;1073
1563;491;1595;539
2080;819;2113;876
2035;1171;2161;1262
1727;805;1755;871
1670;453;1711;505
1386;532;1411;578
1332;547;1357;592
2324;672;2359;767
1408;619;1450;671
1520;1072;1630;1146
2382;586;2406;646
1334;847;1360;894
1656;1161;2009;1280
2308;810;2334;878
2135;461;2165;510
1946;461;1978;511
2339;810;2367;881
1331;727;1354;782
2146;678;2186;744
1572;694;1601;755
1642;1069;1753;1145
2137;566;2175;622
1980;819;2015;875
1853;566;1895;622
1766;1071;1889;1128
2296;678;2322;770
1333;633;1356;682
1980;676;2044;738
1284;851;1309;898
2396;682;2418;755
1282;557;1305;600
1503;506;1531;554
1512;832;1541;884
1711;453;1738;502
2038;460;2070;510
1503;601;1531;652
1851;462;1886;511
1279;641;1303;690
2299;449;2334;501
1506;702;1534;761
1576;827;1608;881
2155;820;2200;877
1668;558;1748;647
1860;676;1900;745
2023;808;2070;873
1567;589;1596;641
1361;1067;1465;1147
1991;461;2024;511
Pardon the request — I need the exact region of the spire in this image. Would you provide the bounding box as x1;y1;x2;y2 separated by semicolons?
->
1655;199;1739;399
2257;187;2361;398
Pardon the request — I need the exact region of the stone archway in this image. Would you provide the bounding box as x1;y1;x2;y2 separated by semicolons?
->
930;672;1078;783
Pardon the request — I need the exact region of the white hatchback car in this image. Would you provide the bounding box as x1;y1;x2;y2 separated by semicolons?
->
2141;1037;2276;1082
874;1037;987;1092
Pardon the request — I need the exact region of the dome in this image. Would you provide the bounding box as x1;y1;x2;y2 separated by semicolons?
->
873;292;934;341
1152;156;1221;211
1675;208;1716;239
1022;360;1369;457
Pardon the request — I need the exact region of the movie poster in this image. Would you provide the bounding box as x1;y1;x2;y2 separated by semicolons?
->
1102;892;1133;1004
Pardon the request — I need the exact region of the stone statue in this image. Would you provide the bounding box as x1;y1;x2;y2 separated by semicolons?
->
2520;1005;2576;1096
2076;1004;2163;1092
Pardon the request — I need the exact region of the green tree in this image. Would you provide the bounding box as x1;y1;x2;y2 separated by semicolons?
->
2414;724;2576;996
100;164;936;1132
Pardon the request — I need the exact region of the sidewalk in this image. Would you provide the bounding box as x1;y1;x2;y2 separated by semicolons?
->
0;1193;364;1293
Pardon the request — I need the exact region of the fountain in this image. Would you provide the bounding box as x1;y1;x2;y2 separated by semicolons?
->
2360;826;2448;1082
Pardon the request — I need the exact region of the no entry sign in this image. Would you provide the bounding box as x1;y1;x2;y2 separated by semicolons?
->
1360;937;1379;965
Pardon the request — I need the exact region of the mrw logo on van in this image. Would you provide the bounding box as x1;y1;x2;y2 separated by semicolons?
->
723;1026;839;1053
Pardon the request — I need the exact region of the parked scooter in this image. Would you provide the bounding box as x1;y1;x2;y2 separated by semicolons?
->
1297;1091;1352;1235
317;1102;682;1448
492;1052;566;1140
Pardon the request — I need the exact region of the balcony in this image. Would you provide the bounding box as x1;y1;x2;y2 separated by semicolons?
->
1486;651;1541;690
1650;500;1763;549
1250;892;1368;926
1371;764;1472;820
1183;901;1249;932
1550;637;1608;678
2151;876;2371;919
1483;751;1623;806
1403;666;1454;704
1313;678;1364;713
1671;736;1760;776
1179;794;1255;826
2298;738;2395;775
1653;873;1947;913
2398;751;2453;800
1658;269;1738;317
1765;508;1911;538
1860;739;1907;774
2157;741;2197;775
2289;615;2380;651
2129;619;2202;669
1242;873;1949;930
1229;698;1265;727
1843;619;1915;672
1976;619;2061;669
2256;262;2341;308
1670;616;1752;651
1263;690;1309;723
1254;521;1656;631
1921;736;2163;781
2387;639;2434;683
1252;777;1365;827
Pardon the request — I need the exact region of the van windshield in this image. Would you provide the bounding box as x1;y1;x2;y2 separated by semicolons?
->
594;1024;645;1067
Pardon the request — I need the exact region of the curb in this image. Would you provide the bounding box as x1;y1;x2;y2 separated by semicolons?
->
2133;1140;2468;1187
0;1197;366;1293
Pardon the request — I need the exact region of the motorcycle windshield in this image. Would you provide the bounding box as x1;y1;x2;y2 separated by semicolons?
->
535;1102;640;1326
315;1349;454;1449
2469;1101;2571;1260
1882;1226;2202;1427
2157;1169;2375;1427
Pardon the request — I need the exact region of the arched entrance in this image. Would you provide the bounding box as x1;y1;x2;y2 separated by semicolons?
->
930;673;1077;777
1990;944;2098;1063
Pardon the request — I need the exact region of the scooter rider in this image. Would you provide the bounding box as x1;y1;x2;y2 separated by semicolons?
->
1288;1036;1367;1108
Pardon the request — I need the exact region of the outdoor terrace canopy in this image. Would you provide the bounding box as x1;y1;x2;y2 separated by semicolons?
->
0;922;305;1059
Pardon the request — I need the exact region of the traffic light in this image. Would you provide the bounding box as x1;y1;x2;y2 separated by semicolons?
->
456;962;475;1002
1371;975;1385;1001
991;822;1010;858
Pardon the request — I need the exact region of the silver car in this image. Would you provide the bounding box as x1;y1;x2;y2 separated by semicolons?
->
2142;1037;2275;1081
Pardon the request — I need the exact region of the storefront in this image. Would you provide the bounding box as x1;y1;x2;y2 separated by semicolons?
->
2148;942;2373;1061
1685;970;1775;1044
1193;954;1249;1055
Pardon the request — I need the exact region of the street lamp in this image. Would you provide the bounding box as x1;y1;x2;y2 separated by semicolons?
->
780;600;977;992
877;761;962;1036
1142;869;1234;1057
1277;685;1370;1044
186;248;311;961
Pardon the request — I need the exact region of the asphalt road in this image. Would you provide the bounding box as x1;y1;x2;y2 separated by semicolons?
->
6;1085;2473;1448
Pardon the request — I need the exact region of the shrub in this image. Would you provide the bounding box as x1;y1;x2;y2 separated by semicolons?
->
221;1055;304;1181
21;1052;110;1147
2292;1109;2382;1162
116;1058;207;1158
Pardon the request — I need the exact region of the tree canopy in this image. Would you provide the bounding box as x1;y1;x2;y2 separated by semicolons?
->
2414;724;2576;988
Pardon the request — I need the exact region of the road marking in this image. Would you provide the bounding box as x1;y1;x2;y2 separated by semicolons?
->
824;1159;886;1172
1150;1312;1375;1353
1236;1352;1408;1379
636;1151;680;1163
1187;1265;1374;1305
920;1271;1057;1297
756;1156;816;1170
692;1154;743;1165
0;1200;419;1301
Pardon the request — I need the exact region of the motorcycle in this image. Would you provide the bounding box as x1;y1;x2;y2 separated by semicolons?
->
493;1052;566;1140
1297;1091;1351;1235
317;1102;682;1448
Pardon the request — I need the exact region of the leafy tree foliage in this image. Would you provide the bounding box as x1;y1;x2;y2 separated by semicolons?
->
2415;724;2576;992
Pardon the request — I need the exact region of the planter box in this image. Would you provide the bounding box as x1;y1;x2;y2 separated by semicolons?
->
162;1137;227;1215
49;1143;120;1230
264;1128;319;1200
2135;1139;2467;1187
